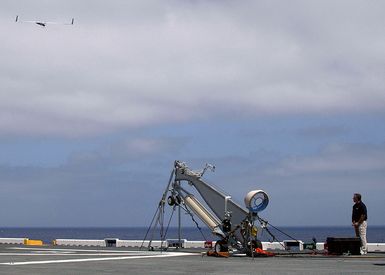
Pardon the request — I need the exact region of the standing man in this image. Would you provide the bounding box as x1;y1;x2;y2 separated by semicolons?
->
352;193;368;255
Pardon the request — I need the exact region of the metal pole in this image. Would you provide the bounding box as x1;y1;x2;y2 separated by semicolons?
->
178;202;181;248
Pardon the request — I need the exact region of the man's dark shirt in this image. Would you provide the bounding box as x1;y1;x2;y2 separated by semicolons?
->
352;201;368;222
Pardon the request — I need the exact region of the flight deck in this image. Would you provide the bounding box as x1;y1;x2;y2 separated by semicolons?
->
1;244;385;274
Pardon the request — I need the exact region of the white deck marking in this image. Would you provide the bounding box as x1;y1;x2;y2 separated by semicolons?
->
8;247;143;253
0;253;150;256
0;252;196;266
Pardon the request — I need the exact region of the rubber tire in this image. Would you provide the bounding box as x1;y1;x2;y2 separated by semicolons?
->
167;196;175;206
214;241;228;253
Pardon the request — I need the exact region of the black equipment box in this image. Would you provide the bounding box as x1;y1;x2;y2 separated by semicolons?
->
326;237;361;255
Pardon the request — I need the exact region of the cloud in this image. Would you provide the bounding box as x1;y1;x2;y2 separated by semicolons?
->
0;150;173;226
0;1;385;137
268;143;385;177
206;142;385;194
297;125;349;139
0;127;384;226
186;141;385;226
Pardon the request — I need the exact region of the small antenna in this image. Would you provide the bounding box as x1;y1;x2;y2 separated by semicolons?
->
197;163;215;178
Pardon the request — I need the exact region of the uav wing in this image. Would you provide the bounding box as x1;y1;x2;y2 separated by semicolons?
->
15;16;74;27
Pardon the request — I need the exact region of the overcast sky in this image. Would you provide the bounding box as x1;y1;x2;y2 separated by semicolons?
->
1;0;384;229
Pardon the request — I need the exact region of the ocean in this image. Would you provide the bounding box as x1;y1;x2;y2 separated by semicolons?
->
1;226;384;244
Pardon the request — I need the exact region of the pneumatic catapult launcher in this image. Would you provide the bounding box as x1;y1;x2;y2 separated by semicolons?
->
147;161;270;256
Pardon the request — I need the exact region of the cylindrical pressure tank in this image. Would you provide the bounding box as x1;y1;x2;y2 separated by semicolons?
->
183;195;221;230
